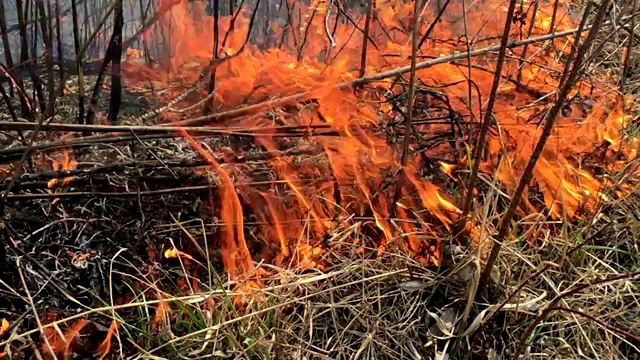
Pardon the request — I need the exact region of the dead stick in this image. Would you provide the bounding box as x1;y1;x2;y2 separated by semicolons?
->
357;0;373;80
0;121;332;135
621;0;637;95
0;134;178;162
515;268;640;358
543;306;640;345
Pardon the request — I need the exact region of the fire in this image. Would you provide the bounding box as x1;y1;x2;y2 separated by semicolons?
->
47;147;77;189
112;0;636;281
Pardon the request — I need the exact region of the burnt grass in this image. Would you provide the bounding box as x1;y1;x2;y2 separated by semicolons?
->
0;70;639;359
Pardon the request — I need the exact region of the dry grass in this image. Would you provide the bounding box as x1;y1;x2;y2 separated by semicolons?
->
2;186;639;359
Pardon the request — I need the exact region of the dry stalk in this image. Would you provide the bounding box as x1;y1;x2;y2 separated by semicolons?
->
16;257;58;360
204;0;220;115
621;0;638;95
416;0;451;49
70;0;86;124
517;0;540;85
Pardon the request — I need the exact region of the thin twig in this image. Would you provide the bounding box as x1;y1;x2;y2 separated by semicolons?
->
358;0;373;79
416;0;452;49
4;177;335;201
544;306;640;345
515;268;640;357
17;257;58;360
2;148;320;185
620;0;637;95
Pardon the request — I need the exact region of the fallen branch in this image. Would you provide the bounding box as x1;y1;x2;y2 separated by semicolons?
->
4;177;334;201
0;134;178;163
0;121;332;135
1;147;320;186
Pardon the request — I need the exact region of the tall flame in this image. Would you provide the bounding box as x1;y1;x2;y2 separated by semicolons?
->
117;0;637;275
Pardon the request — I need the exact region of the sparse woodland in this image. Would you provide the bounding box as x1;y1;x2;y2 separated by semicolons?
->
0;0;639;359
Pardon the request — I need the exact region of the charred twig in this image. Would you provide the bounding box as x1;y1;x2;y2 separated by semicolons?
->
449;61;547;99
0;63;33;119
53;1;116;103
620;0;637;95
35;0;55;117
335;3;381;51
0;66;28;148
392;0;422;218
6;173;199;193
358;0;374;80
297;4;318;62
0;126;337;163
0;134;178;163
517;0;540;85
84;0;126;126
204;0;220;116
107;0;125;124
1;114;54;208
221;0;246;48
70;0;85;125
543;306;640;345
0;121;334;136
549;0;561;34
416;0;452;49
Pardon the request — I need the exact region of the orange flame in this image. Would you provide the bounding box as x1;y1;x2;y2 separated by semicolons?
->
48;148;77;189
116;0;637;276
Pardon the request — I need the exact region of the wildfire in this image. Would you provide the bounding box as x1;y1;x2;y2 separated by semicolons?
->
111;0;636;294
